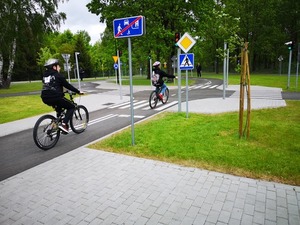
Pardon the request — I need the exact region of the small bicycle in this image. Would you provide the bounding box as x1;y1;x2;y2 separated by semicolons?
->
33;92;89;150
149;86;169;109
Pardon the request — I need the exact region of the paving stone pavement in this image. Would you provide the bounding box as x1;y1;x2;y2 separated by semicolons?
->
1;148;300;225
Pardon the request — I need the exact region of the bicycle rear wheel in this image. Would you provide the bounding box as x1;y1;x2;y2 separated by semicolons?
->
33;115;60;150
161;88;169;104
70;105;89;134
149;90;158;109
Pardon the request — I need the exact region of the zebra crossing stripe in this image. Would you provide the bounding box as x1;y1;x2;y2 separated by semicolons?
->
154;101;178;111
119;100;147;109
140;101;178;111
88;114;118;126
134;101;150;109
108;100;137;109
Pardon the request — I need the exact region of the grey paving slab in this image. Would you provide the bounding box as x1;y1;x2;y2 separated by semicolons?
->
0;148;299;225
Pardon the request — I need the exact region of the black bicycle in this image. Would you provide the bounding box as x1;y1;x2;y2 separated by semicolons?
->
149;86;169;109
33;92;89;150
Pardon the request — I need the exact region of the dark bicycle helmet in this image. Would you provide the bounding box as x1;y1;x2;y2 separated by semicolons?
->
44;58;59;68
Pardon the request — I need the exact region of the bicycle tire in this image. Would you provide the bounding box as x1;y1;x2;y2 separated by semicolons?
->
149;90;158;109
33;115;60;150
161;88;169;104
70;105;89;134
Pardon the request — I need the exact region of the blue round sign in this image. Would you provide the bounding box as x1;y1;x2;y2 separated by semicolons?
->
114;63;118;69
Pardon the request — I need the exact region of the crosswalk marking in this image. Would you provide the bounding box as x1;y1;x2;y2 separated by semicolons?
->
209;85;219;89
119;100;147;109
141;101;178;111
89;113;146;126
105;83;220;111
108;100;136;109
88;114;118;126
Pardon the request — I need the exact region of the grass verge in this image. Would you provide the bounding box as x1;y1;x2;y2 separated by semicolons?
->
89;100;300;186
0;95;52;123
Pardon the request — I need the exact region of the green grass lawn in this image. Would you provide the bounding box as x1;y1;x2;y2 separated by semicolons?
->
89;101;300;186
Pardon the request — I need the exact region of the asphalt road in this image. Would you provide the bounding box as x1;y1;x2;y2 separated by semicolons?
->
0;78;299;181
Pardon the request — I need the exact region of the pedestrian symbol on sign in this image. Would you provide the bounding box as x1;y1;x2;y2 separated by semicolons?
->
179;53;194;70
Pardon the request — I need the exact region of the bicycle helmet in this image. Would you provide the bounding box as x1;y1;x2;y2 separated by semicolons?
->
153;61;161;67
44;58;59;68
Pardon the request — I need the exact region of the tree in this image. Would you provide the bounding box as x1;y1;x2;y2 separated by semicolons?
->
0;0;67;88
74;32;93;78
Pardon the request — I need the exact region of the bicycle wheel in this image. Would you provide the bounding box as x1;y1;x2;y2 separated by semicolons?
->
149;90;158;109
70;105;89;134
33;115;60;150
161;88;169;104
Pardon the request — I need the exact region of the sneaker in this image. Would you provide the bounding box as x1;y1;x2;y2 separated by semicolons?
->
59;123;69;134
158;93;163;100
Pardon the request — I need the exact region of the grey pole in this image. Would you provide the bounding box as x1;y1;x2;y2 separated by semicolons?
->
117;50;122;100
75;52;81;90
66;60;70;83
186;69;189;118
223;42;227;99
226;47;229;88
177;48;181;112
149;58;152;87
287;49;292;89
128;38;135;145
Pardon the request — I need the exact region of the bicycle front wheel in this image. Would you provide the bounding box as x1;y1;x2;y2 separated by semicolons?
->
33;115;60;150
149;90;158;109
161;88;169;104
70;105;89;134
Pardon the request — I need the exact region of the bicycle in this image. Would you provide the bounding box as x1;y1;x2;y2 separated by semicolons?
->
149;86;169;109
33;92;89;150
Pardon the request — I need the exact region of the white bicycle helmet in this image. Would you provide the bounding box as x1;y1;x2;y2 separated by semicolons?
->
44;58;59;68
153;61;160;67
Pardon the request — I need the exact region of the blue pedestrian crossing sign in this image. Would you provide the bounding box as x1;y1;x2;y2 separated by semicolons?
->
179;53;194;70
113;15;145;38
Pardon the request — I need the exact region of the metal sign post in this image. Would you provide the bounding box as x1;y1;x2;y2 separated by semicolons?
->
75;52;81;90
61;54;71;82
223;42;227;99
177;48;182;112
113;15;145;146
128;37;135;145
117;50;123;100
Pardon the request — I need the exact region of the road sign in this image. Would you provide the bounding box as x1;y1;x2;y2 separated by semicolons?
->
113;56;118;63
114;63;118;69
113;15;145;38
61;54;70;62
179;53;194;70
177;32;196;53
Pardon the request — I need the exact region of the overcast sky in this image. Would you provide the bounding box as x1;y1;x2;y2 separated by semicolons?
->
57;0;106;45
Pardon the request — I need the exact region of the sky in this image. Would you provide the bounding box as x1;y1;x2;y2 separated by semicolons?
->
57;0;106;45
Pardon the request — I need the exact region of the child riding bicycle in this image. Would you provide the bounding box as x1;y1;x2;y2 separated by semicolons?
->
152;61;176;100
41;58;83;134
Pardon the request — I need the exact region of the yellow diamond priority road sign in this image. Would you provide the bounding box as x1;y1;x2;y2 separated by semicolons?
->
177;32;196;53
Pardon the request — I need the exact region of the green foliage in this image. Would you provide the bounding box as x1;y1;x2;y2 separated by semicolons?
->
0;0;67;83
1;0;299;85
